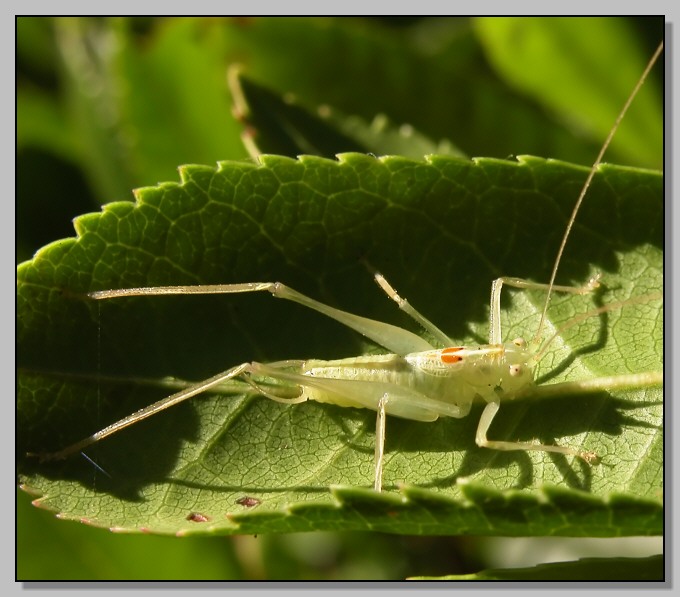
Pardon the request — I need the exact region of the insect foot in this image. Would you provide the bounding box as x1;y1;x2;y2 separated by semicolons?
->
580;451;600;465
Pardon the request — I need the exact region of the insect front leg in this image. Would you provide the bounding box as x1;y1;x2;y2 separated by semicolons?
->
372;272;454;347
475;399;598;463
489;274;602;345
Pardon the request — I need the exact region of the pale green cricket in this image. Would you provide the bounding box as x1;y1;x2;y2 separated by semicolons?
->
29;42;663;493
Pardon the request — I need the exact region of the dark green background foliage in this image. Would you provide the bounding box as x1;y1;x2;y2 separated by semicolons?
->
17;17;663;580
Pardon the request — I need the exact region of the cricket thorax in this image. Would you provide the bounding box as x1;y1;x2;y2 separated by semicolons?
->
404;341;536;400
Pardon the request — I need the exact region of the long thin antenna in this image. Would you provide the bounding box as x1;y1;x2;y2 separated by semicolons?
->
533;41;663;344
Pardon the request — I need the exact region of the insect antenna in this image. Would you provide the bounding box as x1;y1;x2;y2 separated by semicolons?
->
532;40;664;347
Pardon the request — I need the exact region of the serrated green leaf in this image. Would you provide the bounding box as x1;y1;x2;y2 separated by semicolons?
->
17;17;662;266
17;153;662;535
412;554;663;580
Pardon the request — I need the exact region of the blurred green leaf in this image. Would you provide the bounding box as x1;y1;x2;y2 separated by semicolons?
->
16;88;76;160
229;68;465;159
16;488;244;580
473;17;662;168
220;17;661;164
229;67;366;158
50;18;245;202
414;554;663;580
16;16;59;78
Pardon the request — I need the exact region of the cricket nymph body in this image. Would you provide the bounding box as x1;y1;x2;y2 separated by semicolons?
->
299;341;535;422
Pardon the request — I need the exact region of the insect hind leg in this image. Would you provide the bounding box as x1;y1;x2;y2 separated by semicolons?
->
89;282;433;357
28;361;306;462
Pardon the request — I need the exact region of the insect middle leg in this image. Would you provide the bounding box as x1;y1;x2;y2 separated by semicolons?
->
252;367;468;491
241;364;472;492
374;394;389;492
475;399;598;463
